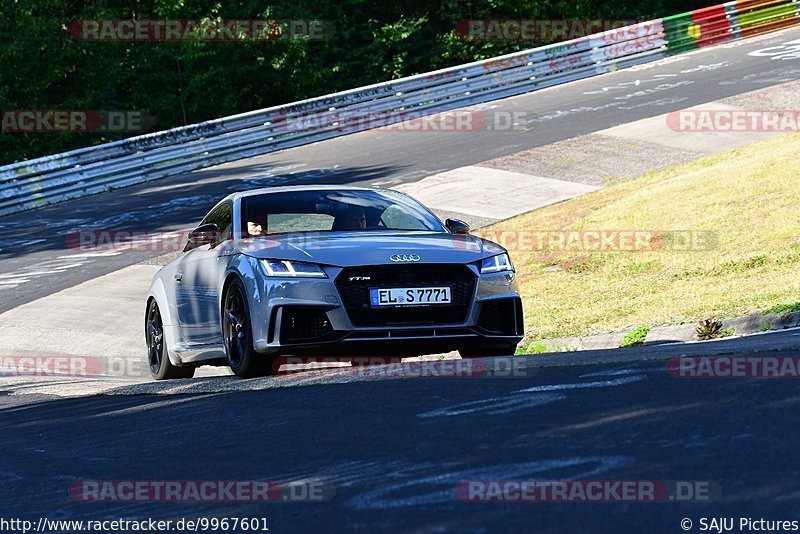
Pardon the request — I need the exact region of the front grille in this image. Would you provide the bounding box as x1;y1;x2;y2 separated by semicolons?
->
477;298;523;335
336;265;477;327
280;307;335;343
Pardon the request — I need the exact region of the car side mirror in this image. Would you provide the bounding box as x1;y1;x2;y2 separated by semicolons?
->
445;218;470;235
184;223;219;252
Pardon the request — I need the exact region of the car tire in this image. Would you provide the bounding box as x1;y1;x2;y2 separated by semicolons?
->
146;299;195;380
459;343;518;358
222;278;276;378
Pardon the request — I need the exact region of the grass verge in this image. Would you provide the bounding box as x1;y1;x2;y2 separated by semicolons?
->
475;132;800;343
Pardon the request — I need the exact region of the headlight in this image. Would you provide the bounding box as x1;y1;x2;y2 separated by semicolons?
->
480;253;513;274
262;259;327;278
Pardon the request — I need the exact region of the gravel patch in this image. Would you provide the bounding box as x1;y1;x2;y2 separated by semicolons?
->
718;79;800;110
477;133;703;186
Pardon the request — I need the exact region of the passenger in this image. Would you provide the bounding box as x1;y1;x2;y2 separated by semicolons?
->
332;206;367;231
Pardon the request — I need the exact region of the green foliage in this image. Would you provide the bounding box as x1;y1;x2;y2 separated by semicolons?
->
0;0;722;163
763;301;800;316
719;328;735;338
620;325;650;348
520;342;549;355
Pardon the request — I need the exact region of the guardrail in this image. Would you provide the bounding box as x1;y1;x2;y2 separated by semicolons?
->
1;0;798;217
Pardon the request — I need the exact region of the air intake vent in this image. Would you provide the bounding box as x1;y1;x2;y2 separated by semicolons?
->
280;307;335;343
477;298;523;335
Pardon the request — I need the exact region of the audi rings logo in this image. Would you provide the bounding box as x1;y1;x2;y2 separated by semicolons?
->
390;254;421;262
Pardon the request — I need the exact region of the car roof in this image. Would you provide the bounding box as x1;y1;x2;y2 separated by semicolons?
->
226;185;390;203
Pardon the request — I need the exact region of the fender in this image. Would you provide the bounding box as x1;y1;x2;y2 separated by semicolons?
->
146;273;183;366
218;254;264;346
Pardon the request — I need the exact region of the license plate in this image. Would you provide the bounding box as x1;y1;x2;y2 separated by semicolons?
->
370;287;451;307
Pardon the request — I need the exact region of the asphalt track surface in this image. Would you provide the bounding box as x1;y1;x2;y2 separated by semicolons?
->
1;28;800;312
2;343;800;532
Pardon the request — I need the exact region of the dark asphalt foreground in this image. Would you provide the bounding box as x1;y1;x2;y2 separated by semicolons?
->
2;350;800;532
2;28;800;312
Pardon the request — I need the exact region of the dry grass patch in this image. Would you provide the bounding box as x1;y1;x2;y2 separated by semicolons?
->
475;132;800;344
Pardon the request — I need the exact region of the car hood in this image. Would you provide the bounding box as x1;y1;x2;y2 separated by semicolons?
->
237;231;505;267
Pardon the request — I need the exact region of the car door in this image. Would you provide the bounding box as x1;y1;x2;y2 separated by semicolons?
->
175;201;234;345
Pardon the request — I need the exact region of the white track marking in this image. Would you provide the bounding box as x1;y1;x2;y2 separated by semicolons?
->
417;393;565;418
0;260;86;288
347;456;630;510
58;252;121;258
516;375;646;393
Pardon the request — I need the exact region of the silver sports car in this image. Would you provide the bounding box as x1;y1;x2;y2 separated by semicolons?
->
145;186;524;379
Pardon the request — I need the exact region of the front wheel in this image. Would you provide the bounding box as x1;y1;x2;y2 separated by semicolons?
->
459;342;518;358
146;299;195;380
222;278;276;378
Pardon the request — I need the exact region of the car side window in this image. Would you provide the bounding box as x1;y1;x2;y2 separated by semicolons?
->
380;205;428;230
200;201;233;246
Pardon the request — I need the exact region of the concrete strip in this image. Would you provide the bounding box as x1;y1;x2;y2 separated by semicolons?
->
0;264;158;363
537;332;627;352
528;312;800;353
393;166;600;219
596;103;777;153
645;324;697;345
0;264;229;380
722;311;800;335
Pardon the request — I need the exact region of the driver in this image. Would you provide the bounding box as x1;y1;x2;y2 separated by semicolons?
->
246;212;267;237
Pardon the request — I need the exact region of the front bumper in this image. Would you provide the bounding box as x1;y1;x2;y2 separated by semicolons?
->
248;263;524;355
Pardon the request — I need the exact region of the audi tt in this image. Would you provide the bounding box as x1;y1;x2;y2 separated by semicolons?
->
145;185;523;379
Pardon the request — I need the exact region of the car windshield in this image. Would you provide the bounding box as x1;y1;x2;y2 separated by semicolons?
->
240;189;446;237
